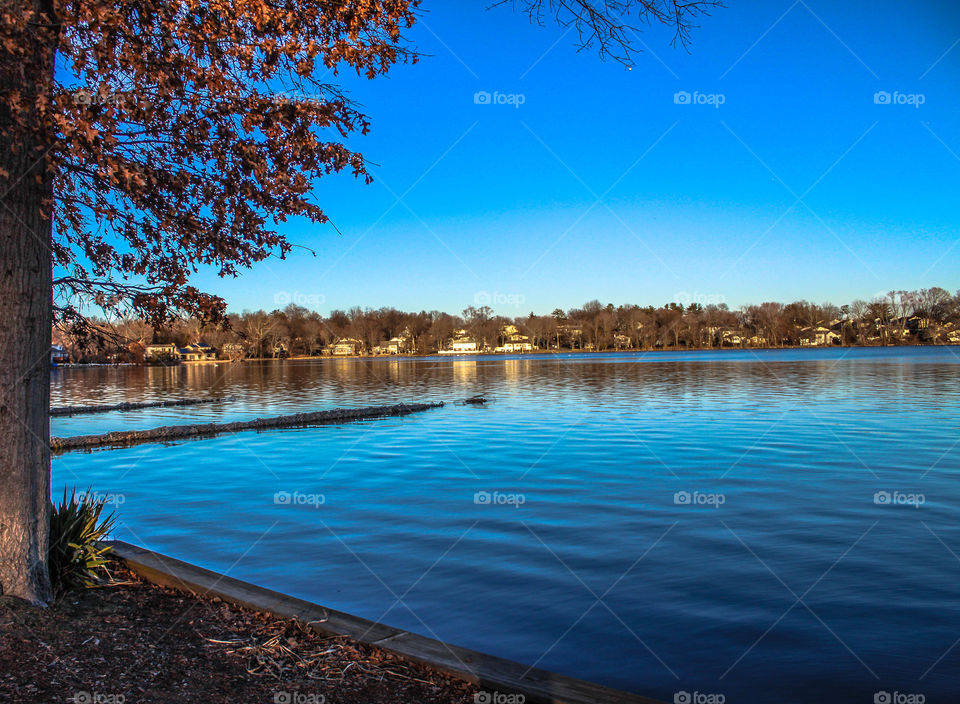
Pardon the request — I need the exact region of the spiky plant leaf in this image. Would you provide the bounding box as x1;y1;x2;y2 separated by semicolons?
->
49;488;118;594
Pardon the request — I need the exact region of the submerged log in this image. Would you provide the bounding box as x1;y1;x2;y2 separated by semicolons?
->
459;395;488;405
51;397;227;417
50;402;444;453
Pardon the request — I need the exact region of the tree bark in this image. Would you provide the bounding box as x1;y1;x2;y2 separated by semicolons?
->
0;0;56;605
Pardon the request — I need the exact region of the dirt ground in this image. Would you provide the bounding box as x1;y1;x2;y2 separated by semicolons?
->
0;564;479;704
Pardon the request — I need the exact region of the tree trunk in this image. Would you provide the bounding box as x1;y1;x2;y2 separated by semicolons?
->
0;2;55;605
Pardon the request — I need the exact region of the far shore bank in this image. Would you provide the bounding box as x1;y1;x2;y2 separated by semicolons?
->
233;342;957;363
52;342;959;367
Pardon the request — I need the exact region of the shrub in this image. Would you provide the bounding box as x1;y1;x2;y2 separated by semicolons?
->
48;488;117;594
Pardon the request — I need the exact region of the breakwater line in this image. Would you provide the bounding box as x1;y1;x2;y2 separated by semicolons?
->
51;397;227;417
50;402;444;452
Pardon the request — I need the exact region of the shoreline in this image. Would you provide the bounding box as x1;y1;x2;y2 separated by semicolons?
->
244;342;954;363
0;560;479;704
108;540;664;704
51;343;958;367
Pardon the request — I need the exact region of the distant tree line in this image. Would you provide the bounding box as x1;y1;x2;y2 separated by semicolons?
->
53;287;960;363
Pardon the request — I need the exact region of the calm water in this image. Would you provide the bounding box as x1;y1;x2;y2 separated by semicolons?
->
51;348;960;702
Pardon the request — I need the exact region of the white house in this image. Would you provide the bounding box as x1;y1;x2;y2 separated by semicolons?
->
373;335;410;355
178;342;217;361
145;342;178;360
331;338;363;356
800;326;841;347
494;324;536;353
440;330;480;354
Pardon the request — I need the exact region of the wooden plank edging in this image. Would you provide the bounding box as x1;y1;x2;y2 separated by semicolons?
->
106;540;664;704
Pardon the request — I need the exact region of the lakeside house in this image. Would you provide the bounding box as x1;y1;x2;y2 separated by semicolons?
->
720;329;744;346
613;333;631;349
178;342;217;361
439;330;480;354
495;324;535;353
800;326;841;347
499;340;535;353
145;341;216;362
373;335;410;355
556;323;583;349
707;326;745;346
51;345;70;365
145;342;178;361
331;337;363;356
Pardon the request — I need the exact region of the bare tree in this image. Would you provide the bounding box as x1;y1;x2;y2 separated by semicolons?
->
497;0;723;65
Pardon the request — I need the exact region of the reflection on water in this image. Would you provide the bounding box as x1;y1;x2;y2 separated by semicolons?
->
51;347;960;701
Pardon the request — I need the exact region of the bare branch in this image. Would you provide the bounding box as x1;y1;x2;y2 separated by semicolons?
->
493;0;724;65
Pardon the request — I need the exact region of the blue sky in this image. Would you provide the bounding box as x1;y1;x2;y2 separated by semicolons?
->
194;0;960;316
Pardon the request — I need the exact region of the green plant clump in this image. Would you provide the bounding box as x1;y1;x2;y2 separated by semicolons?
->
48;488;117;594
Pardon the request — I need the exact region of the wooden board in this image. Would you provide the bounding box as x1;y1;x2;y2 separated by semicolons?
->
107;540;665;704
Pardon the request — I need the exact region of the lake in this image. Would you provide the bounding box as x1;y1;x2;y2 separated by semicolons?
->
51;347;960;702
